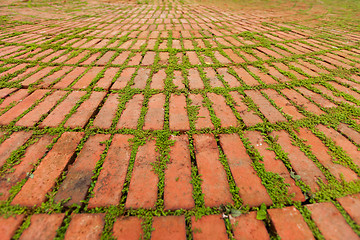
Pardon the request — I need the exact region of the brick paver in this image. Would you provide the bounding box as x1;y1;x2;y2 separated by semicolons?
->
1;0;360;238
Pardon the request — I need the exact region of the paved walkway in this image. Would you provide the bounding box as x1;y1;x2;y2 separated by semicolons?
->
0;0;360;239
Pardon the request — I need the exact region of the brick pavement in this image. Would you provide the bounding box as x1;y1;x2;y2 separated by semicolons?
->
0;0;360;239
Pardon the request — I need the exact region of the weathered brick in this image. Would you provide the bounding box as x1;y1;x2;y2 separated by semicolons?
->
268;206;314;240
231;211;270;240
16;91;67;127
88;135;133;208
337;193;360;225
0;89;49;125
245;90;286;123
125;140;159;209
53;67;87;89
112;217;143;240
281;88;324;115
39;91;86;128
245;131;305;201
150;69;166;90
0;215;25;240
317;124;360;167
270;130;326;192
19;214;65;240
229;91;263;126
296;128;358;182
194;134;233;207
164;135;194;210
220;133;273;207
55;134;110;206
143;93;165;130
111;68;136;90
307;202;359;240
12;132;84;206
169;94;190;131
191;215;228;240
207;93;238;128
64;214;105;240
151;216;186;239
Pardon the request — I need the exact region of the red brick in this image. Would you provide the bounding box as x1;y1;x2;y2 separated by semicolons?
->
64;92;106;128
313;84;355;106
0;89;29;110
112;217;143;240
173;70;185;89
16;91;67;127
65;51;90;65
229;91;263;126
188;68;204;90
151;216;186;239
143;93;165;130
189;94;213;129
128;53;143;65
264;63;291;82
88;135;133;208
0;89;49;125
217;67;240;88
132;68;150;89
194;134;233;207
245;90;286;123
72;67;103;89
64;214;105;240
220;133;272;206
231;211;270;240
164;135;194;210
126;140;159;209
204;67;223;88
268;206;314;240
96;51;115;66
186;51;200;65
0;215;25;240
111;68;136;90
337;123;360;145
337;193;360;225
307;202;359;240
12;132;84;206
169;94;190;131
296;128;358;182
116;94;143;129
150;69;166;90
142;51;156;66
245;131;305;201
55;134;110;206
247;66;277;85
39;91;86;128
95;67;118;90
317;124;360;167
112;51;130;65
158;52;169;65
270;130;326;192
19;214;65;240
53;67;87;89
214;51;231;64
233;67;259;86
0;135;54;201
329;81;360;100
40;66;73;88
191;215;228;240
261;89;304;120
81;52;101;65
281;88;324;115
207;93;238;128
296;87;336;108
92;93;119;129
